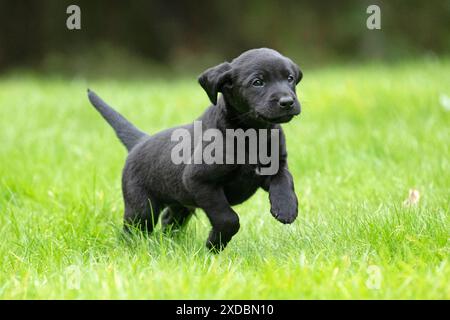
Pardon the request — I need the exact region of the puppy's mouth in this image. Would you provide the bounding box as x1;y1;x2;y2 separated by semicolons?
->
256;113;297;124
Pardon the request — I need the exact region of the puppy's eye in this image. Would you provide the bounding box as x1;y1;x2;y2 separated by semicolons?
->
252;79;264;87
287;75;295;83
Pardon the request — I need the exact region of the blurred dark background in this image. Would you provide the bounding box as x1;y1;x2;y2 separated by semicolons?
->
0;0;449;75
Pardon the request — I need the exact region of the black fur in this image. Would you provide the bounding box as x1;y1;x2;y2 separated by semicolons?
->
87;48;302;252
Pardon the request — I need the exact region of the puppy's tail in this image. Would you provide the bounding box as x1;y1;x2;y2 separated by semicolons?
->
87;89;148;151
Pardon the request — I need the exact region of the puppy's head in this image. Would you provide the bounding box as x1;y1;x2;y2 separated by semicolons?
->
199;48;302;125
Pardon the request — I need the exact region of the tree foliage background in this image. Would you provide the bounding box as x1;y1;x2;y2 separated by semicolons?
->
0;0;448;74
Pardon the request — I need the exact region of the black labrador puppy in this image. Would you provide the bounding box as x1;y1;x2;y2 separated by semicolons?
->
87;48;302;252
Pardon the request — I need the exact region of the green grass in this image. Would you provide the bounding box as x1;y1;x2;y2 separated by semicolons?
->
0;59;449;299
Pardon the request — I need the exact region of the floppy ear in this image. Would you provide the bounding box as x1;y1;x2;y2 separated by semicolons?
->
198;62;232;105
292;62;303;84
286;58;302;84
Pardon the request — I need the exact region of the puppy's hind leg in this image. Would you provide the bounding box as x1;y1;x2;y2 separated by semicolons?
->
123;183;161;234
161;205;193;234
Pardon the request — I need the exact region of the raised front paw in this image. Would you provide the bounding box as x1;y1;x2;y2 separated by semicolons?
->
269;192;298;224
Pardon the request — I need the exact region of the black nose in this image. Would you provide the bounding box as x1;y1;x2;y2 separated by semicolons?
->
278;96;294;109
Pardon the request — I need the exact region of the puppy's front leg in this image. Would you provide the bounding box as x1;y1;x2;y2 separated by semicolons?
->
198;186;240;252
184;161;240;252
186;176;240;252
268;167;298;224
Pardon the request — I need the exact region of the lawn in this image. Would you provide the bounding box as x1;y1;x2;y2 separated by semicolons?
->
0;59;449;299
